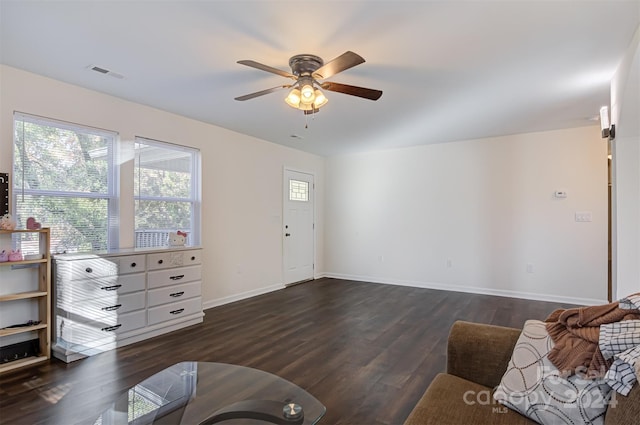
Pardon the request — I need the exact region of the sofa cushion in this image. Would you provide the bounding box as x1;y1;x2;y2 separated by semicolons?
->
447;321;522;388
494;320;611;425
403;373;534;425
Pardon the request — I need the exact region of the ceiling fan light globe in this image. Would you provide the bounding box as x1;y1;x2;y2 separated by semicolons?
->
313;89;327;107
300;84;315;104
285;88;301;108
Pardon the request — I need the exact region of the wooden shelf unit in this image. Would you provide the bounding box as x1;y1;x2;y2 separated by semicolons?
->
0;323;48;337
0;291;48;301
0;355;49;374
0;228;51;374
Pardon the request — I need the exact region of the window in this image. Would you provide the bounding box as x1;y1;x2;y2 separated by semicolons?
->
134;137;200;248
11;115;200;253
289;179;309;202
13;113;118;253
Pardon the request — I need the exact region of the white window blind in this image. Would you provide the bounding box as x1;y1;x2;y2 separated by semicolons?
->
134;137;201;248
13;113;118;253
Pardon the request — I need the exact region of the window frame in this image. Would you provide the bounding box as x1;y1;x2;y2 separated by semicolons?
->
134;136;201;247
12;112;119;252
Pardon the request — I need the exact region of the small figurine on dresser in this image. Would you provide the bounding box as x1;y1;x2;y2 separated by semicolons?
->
168;231;187;246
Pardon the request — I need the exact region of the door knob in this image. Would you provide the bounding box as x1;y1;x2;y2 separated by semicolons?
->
285;233;291;237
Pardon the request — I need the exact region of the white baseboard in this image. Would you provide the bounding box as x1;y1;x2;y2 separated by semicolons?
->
323;273;608;306
202;276;332;310
202;283;285;310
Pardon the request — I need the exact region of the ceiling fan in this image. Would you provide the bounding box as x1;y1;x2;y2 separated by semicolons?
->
234;51;382;114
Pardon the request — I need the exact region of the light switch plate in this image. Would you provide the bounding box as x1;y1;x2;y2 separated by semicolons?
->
554;190;568;199
575;211;593;222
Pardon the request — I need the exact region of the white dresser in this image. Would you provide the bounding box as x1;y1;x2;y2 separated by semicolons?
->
52;247;203;362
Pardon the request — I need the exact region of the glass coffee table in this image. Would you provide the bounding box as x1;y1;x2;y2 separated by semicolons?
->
93;362;326;425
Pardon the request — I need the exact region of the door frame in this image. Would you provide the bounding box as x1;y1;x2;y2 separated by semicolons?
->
282;166;316;286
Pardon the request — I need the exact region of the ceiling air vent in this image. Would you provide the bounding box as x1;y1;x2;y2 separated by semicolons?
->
87;65;124;79
91;66;109;74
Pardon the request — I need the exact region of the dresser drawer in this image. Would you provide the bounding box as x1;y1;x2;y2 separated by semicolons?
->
118;254;146;274
58;309;146;346
57;257;119;280
59;291;146;320
147;249;202;270
147;265;201;289
57;273;146;302
148;281;201;307
148;297;202;326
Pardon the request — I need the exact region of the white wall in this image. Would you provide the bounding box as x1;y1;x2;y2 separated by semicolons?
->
611;25;640;300
0;64;613;308
0;65;325;308
324;127;608;305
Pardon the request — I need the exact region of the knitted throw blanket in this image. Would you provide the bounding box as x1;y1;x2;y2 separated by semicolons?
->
545;302;640;377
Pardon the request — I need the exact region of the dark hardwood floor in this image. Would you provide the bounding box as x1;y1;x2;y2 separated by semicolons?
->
0;278;576;425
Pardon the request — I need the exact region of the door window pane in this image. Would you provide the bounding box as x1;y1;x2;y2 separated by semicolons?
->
289;180;308;202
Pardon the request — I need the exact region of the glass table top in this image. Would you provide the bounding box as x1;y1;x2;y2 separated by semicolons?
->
93;362;326;425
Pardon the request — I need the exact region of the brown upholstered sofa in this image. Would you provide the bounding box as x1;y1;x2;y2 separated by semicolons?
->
404;321;640;425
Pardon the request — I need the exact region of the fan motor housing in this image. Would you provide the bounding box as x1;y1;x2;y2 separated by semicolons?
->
289;54;323;77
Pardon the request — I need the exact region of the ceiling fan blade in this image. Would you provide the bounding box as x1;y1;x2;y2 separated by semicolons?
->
234;85;291;101
237;60;296;80
312;51;365;80
321;82;383;101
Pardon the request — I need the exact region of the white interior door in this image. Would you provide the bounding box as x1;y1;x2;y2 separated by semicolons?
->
283;169;314;285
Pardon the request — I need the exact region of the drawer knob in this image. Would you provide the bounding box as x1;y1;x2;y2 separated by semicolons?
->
158;259;163;264
102;304;122;311
169;275;185;281
170;308;185;315
170;291;185;298
191;256;196;261
85;267;93;273
101;324;122;332
131;262;136;267
100;284;122;291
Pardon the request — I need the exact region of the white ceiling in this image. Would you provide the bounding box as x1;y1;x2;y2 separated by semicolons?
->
1;1;639;156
